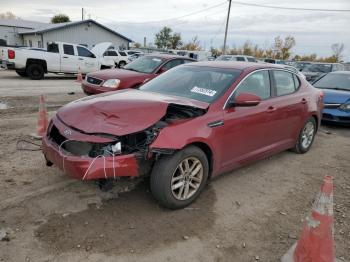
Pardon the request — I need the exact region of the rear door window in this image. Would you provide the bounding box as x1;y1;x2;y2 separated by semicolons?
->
236;57;245;61
273;70;296;96
235;70;271;100
63;44;74;55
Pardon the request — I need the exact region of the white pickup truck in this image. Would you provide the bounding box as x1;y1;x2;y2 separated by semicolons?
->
0;42;114;80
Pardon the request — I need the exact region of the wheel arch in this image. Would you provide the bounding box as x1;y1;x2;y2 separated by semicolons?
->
187;142;213;179
26;58;47;73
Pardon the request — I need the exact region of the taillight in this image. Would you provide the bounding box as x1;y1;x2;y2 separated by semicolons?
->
8;49;15;59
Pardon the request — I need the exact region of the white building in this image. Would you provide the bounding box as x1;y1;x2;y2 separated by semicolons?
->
0;19;132;50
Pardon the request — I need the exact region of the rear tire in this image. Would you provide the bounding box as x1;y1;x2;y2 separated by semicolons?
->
150;146;209;209
26;63;44;80
16;70;27;77
293;117;317;154
118;61;126;68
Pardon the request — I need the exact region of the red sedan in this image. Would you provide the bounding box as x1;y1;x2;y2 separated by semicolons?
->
81;54;195;95
43;62;323;209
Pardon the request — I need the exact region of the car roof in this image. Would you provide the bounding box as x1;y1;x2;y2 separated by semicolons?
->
144;53;195;61
186;61;291;71
328;71;350;75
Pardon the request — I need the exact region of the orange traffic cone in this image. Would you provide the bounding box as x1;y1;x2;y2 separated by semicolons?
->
282;175;336;262
76;66;83;83
31;95;48;139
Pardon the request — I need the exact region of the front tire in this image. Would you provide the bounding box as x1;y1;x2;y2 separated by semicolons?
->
293;117;317;154
150;146;209;209
26;63;44;80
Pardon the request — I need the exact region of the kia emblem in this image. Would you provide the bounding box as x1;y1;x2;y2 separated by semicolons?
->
64;129;72;136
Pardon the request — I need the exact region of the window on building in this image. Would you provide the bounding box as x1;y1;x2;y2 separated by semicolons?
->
77;46;95;58
63;44;74;55
38;41;42;48
28;40;32;47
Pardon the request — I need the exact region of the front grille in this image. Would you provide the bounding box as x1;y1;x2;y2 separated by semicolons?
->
86;76;103;85
49;124;67;146
324;103;341;109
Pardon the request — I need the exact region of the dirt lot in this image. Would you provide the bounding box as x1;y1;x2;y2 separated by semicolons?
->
0;70;349;262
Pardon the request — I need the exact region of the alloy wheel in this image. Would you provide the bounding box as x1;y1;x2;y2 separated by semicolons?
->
171;157;203;201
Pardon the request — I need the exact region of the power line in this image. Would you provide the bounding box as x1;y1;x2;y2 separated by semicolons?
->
106;1;227;25
230;1;350;12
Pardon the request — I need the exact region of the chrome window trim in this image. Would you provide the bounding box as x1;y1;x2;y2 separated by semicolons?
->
223;68;300;109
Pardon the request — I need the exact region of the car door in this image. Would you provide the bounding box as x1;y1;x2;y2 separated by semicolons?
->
268;70;308;145
219;70;275;169
60;44;79;73
77;46;98;73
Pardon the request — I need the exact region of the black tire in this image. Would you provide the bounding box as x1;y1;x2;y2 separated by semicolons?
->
26;63;44;80
16;70;27;77
293;117;317;154
118;61;126;68
150;145;209;209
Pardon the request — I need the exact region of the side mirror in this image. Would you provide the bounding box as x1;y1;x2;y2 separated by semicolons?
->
229;92;261;107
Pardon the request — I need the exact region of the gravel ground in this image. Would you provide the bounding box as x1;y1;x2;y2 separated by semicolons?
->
0;70;349;262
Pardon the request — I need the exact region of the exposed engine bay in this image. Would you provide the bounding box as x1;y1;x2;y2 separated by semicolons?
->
49;104;206;159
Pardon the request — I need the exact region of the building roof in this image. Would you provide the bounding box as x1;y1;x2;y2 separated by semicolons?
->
0;18;47;29
19;19;132;42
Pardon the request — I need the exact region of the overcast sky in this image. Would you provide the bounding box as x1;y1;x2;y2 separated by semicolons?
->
3;0;350;60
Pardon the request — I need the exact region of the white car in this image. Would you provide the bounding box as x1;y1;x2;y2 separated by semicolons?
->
103;50;130;68
216;55;257;62
0;42;114;80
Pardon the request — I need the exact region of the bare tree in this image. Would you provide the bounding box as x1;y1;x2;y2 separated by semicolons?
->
0;11;18;19
331;43;345;62
273;35;296;60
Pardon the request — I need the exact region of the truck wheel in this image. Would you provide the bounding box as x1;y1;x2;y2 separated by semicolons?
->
16;70;27;77
150;145;209;209
119;61;126;68
293;117;317;154
26;63;44;80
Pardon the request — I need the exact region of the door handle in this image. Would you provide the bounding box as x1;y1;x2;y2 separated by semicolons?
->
301;98;307;104
78;58;84;60
62;56;68;58
267;106;276;113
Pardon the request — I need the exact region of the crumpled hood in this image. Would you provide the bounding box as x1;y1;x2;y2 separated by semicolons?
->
87;68;149;81
323;88;350;104
57;89;209;136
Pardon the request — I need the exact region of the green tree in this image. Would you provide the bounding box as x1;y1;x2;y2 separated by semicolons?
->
154;27;182;49
51;14;71;24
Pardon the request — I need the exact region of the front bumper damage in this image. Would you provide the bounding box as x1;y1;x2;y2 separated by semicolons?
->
42;116;146;180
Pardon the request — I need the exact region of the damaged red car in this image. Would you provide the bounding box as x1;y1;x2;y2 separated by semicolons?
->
81;54;195;95
43;62;323;209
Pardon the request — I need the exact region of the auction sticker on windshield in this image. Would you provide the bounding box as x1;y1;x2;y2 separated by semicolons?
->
191;86;217;97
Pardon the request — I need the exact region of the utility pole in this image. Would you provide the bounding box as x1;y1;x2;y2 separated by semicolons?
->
82;8;84;21
222;0;232;55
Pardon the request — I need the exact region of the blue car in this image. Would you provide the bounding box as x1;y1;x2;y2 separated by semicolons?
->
313;71;350;125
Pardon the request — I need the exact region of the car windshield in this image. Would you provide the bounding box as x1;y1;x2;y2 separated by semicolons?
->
139;65;241;103
313;73;350;91
302;64;332;73
216;55;232;61
124;56;166;73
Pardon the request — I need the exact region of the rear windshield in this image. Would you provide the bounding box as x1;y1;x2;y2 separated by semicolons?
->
313;73;350;91
139;65;241;103
124;56;166;73
302;64;332;73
